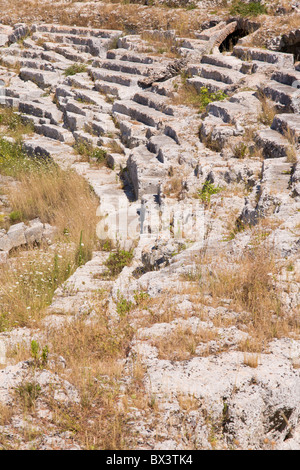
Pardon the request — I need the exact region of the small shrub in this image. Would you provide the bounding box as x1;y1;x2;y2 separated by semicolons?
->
64;63;87;76
106;36;121;50
0;138;45;178
116;296;133;316
74;140;107;164
0;107;34;137
107;140;125;155
100;239;114;252
134;291;150;306
200;245;287;347
103;248;133;278
243;353;260;368
173;84;227;113
197;181;222;206
31;340;49;368
0;249;76;330
197;87;227;112
15;381;41;410
258;98;277;126
9;210;22;223
230;1;268;17
9;164;98;250
233;142;249;159
92;147;108;163
153;325;218;361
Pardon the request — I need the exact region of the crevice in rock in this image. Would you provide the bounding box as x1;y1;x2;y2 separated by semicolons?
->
279;41;300;62
219;18;260;52
219;28;252;53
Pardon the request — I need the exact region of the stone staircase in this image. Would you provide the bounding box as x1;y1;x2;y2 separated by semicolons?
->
0;20;300;451
187;53;247;94
0;21;299;241
255;69;300;159
191;44;299;162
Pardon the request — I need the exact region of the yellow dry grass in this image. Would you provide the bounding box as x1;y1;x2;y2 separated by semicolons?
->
38;303;148;450
0;0;209;36
0;163;99;331
152;324;219;361
8;165;99;252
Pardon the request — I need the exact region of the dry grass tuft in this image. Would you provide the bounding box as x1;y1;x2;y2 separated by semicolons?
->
258;96;277;127
39;302;146;450
0;245;79;330
0;160;99;331
284;128;297;164
171;80;227;112
0;0;208;37
0;403;13;425
243;352;260;368
152;324;218;361
9;165;99;253
0;106;34;140
177;393;199;411
198;244;298;350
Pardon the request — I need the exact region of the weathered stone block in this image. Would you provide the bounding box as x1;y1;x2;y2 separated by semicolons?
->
7;223;26;248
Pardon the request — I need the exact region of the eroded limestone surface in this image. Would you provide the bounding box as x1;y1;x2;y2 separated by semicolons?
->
0;16;299;450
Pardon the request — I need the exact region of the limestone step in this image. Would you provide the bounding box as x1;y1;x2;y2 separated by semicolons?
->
118;119;149;149
18;100;63;125
127;145;166;199
271;113;300;143
196;22;226;40
94;79;137;100
72;89;112;112
55;84;76;101
146;77;177;98
34;33;110;57
32;24;122;39
233;46;294;69
0;55;39;69
89;67;140;87
93;58;163;77
64;73;94;90
21;134;77;167
189;63;244;85
206;100;248;124
34;122;74;144
201;53;245;72
146;134;178;155
262;80;300;113
8;55;69;73
1;96;20;107
187;76;229;94
64;111;87;132
112;100;169;128
262;157;293;195
0;45;71;71
20;67;63;89
21;58;66;72
20;113;47;128
179;38;209;51
106;48;162;65
1;47;42;60
272;69;300;87
5;76;44;101
40;50;74;66
43;42;90;63
133;91;174;116
90;117;116;136
146;135;179;163
47;252;114;314
255;129;292;159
